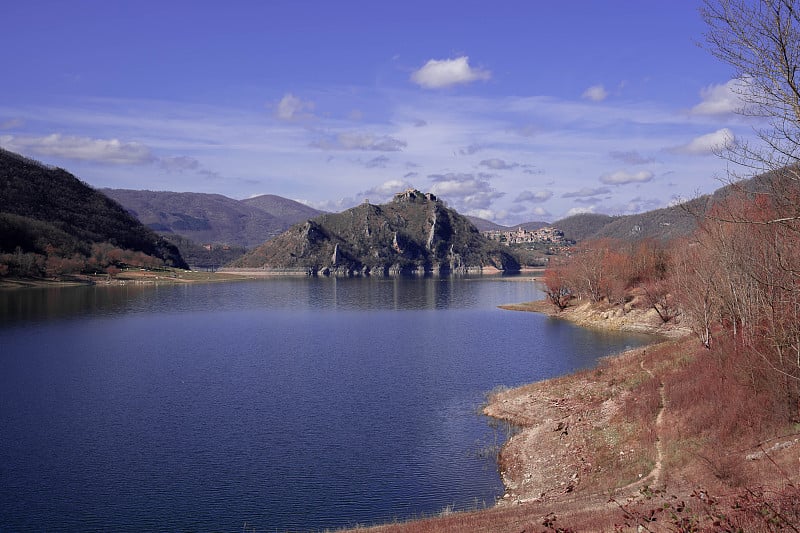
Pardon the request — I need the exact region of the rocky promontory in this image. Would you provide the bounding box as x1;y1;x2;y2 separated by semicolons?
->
232;189;520;276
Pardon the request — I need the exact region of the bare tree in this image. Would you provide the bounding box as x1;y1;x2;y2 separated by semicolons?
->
670;239;721;349
702;0;800;180
542;264;572;310
700;1;800;383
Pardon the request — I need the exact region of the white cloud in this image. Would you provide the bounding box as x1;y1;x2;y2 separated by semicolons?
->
672;128;735;155
619;196;662;215
307;179;415;212
609;150;654;165
514;190;553;203
276;93;315;121
427;172;503;211
691;79;745;115
311;131;407;152
600;170;654;185
364;155;390;168
562;186;612;198
0;82;743;224
479;158;518;170
566;205;597;216
529;206;550;217
0;117;24;129
410;56;491;89
359;179;414;202
159;155;201;172
573;196;602;205
513;124;539;137
582;84;608;102
468;208;497;220
459;143;484;155
522;167;545;176
0;133;153;164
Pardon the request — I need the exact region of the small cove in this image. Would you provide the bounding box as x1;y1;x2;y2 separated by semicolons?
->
0;277;651;531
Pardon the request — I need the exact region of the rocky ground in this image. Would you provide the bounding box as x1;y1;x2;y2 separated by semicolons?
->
499;294;691;338
352;296;800;532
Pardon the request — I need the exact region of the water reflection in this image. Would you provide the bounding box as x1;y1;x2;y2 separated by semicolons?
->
0;276;651;532
0;276;521;326
0;284;155;324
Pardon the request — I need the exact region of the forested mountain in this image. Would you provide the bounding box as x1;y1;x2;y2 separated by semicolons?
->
509;220;550;231
234;189;520;276
466;215;507;231
104;189;281;248
546;173;784;244
586;205;698;242
241;194;323;222
551;213;616;242
0;148;186;276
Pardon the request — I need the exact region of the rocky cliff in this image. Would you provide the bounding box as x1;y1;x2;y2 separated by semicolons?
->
233;189;520;276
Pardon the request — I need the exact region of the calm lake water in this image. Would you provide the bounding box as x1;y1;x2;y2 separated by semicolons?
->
0;277;650;532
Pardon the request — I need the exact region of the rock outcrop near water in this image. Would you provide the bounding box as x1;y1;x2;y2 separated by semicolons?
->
234;189;520;276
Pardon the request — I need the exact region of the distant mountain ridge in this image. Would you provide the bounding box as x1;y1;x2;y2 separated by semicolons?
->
234;190;520;276
242;194;322;221
546;177;774;244
103;189;324;249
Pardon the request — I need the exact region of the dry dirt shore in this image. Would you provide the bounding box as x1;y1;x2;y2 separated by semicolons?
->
346;300;681;533
0;269;269;289
349;298;799;532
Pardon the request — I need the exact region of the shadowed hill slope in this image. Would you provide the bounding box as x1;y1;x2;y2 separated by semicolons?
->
102;189;292;249
241;193;323;222
553;213;616;242
0;148;186;269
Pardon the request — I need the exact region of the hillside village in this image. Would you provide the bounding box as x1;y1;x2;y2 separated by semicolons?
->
482;226;573;254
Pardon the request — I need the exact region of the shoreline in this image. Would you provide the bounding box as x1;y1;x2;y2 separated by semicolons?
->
1;266;546;289
500;296;691;338
358;298;691;532
485;297;685;505
4;274;705;530
0;269;281;289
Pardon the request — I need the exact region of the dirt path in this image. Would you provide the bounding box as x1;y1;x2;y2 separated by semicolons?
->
485;347;672;522
617;360;665;491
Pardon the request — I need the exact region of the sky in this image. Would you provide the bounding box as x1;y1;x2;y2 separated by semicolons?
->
0;1;757;224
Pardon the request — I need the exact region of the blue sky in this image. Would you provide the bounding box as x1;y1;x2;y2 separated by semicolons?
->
0;1;754;224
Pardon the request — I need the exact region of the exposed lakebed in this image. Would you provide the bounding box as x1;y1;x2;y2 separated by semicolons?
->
0;277;650;531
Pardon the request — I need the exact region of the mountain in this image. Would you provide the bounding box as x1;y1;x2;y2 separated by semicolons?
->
0;148;187;274
102;189;284;248
549;202;701;244
552;213;616;242
547;176;782;244
466;215;507;231
241;194;323;222
588;204;698;242
233;189;521;276
103;189;324;250
509;220;550;231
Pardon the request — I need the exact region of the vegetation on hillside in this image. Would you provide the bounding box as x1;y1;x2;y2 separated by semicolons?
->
234;190;521;275
102;189;325;267
241;193;323;221
0;148;187;278
102;188;308;249
536;180;800;527
162;234;247;271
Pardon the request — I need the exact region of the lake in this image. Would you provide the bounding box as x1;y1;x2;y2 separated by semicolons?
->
0;277;650;532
